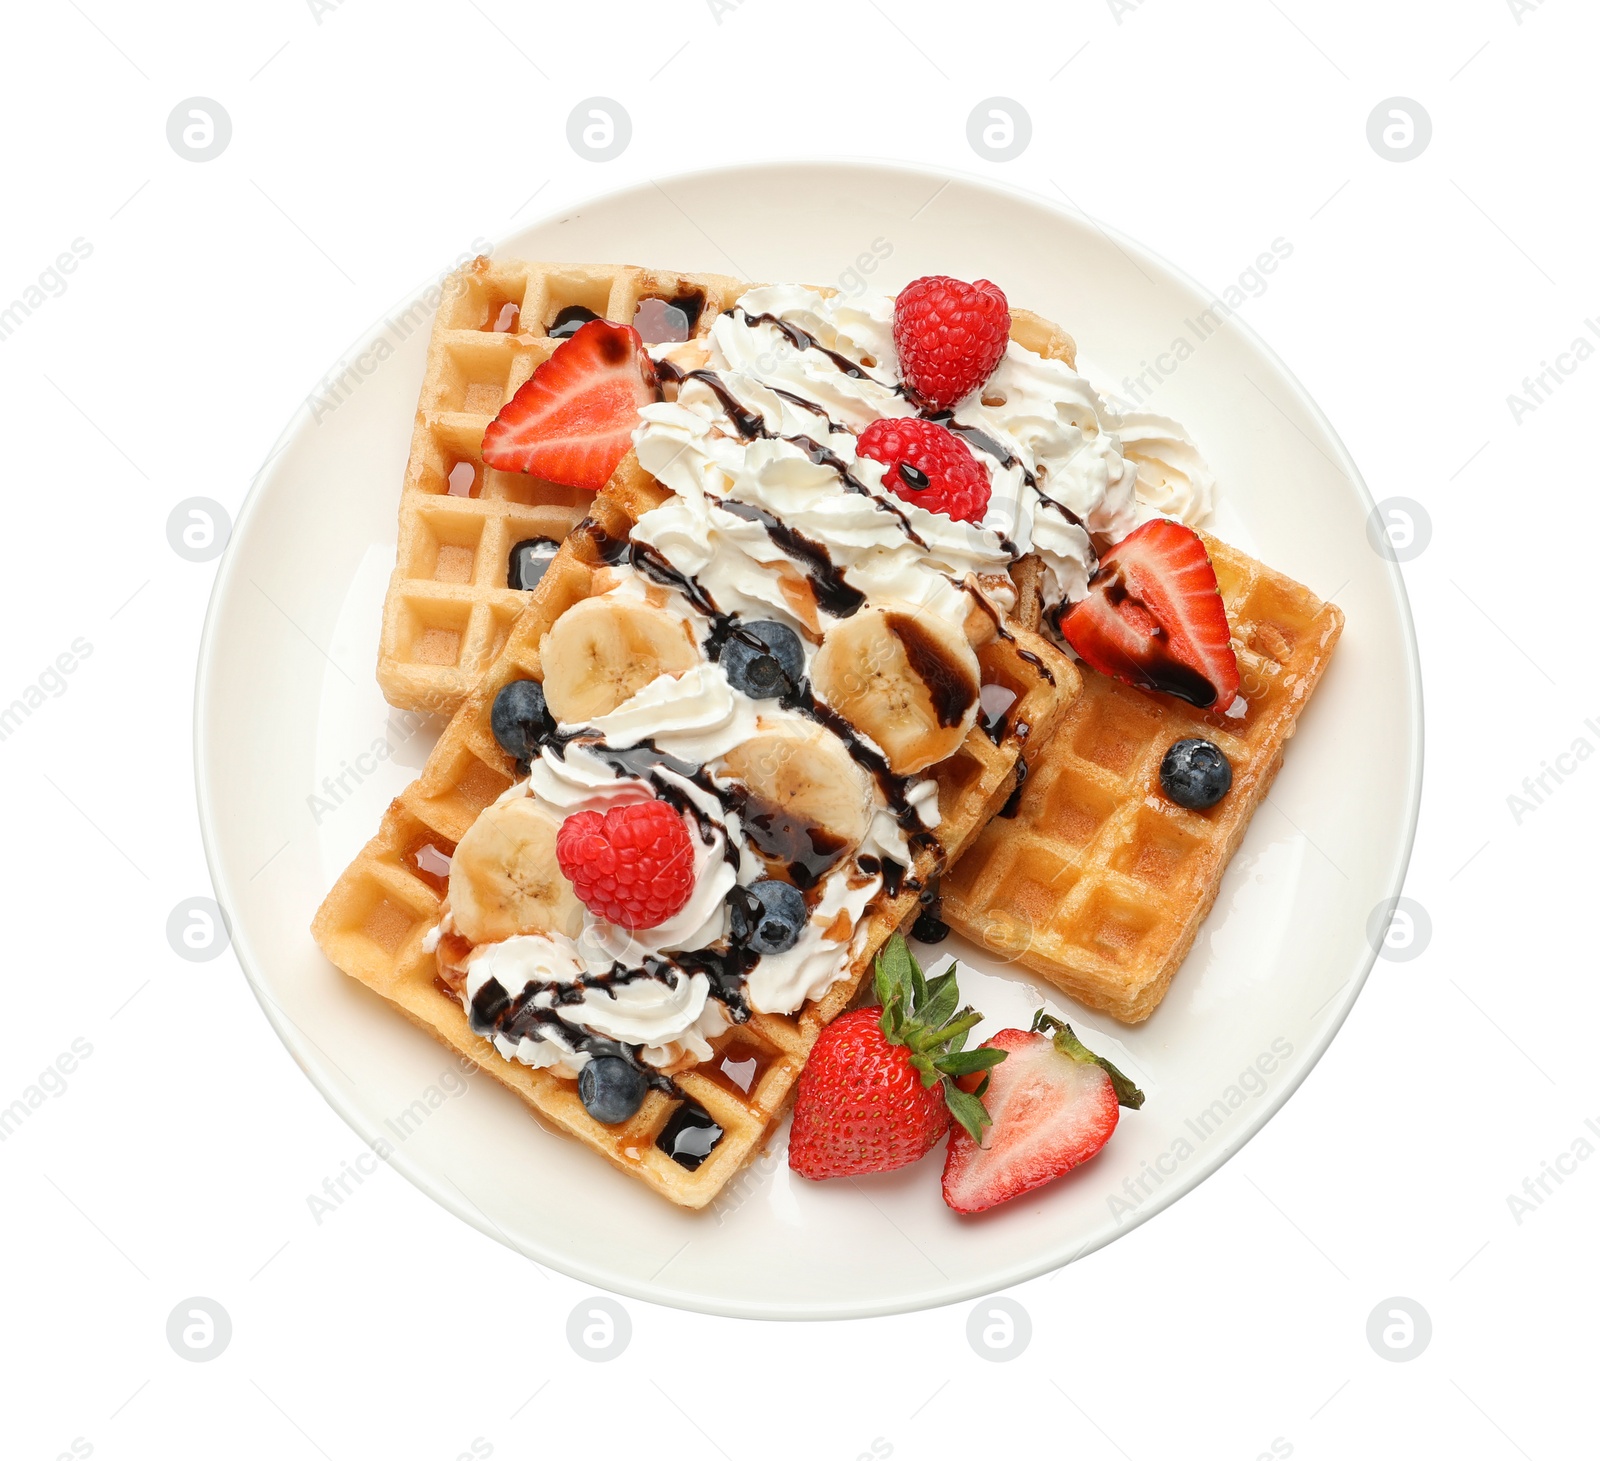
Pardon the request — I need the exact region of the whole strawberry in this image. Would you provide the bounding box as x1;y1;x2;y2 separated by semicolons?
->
789;936;1006;1181
892;275;1011;410
857;417;992;524
555;799;695;930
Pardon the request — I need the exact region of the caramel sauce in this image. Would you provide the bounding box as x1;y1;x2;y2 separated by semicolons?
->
822;909;852;943
434;932;473;989
404;837;454;894
706;1036;775;1097
773;565;823;636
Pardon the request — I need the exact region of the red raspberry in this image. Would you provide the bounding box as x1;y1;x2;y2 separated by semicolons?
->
556;800;696;930
892;275;1011;410
856;417;992;524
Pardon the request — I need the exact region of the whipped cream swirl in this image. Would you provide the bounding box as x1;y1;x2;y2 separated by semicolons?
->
439;282;1215;1084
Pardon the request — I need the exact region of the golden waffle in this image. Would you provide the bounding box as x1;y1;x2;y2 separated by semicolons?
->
943;536;1343;1023
316;470;1077;1208
375;256;1080;715
377;260;747;713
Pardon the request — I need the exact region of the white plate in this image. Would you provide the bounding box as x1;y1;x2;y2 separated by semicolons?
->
196;161;1421;1320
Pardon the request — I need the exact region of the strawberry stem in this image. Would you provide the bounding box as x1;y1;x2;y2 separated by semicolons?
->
1030;1010;1145;1109
873;934;1007;1142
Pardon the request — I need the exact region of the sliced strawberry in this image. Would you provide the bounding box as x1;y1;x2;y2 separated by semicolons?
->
1060;519;1239;710
481;320;659;490
942;1012;1142;1215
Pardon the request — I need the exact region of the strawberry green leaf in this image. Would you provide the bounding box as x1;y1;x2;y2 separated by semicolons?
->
908;946;929;1008
1030;1010;1145;1110
870;936;1008;1132
942;1081;993;1144
939;1047;1009;1078
874;935;916;1009
921;970;960;1031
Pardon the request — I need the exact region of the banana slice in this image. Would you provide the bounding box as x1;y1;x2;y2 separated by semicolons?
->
448;797;584;945
810;603;981;775
539;595;699;725
719;721;873;883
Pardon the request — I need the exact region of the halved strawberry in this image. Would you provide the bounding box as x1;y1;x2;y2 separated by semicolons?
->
481;320;659;490
942;1012;1143;1215
1060;519;1239;709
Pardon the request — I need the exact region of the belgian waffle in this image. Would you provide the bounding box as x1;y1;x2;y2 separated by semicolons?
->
375;257;1081;716
942;536;1342;1023
377;260;747;713
315;470;1077;1208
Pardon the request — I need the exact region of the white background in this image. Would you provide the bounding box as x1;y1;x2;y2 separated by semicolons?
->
2;0;1594;1457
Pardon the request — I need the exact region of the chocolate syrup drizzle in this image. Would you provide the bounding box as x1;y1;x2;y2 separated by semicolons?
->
656;357;932;552
680;305;1093;551
966;588;1056;688
999;756;1029;818
911;878;950;943
460;510;950;1126
467;975;678;1097
924;409;1087;533
1097;572;1219;707
716;499;865;617
583;519;940;851
738;310;891;384
461;302;1084;1165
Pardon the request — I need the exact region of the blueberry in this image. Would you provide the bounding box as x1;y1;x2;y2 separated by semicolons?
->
578;1055;647;1124
490;679;552;762
1159;738;1233;810
729;879;807;955
718;620;805;700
